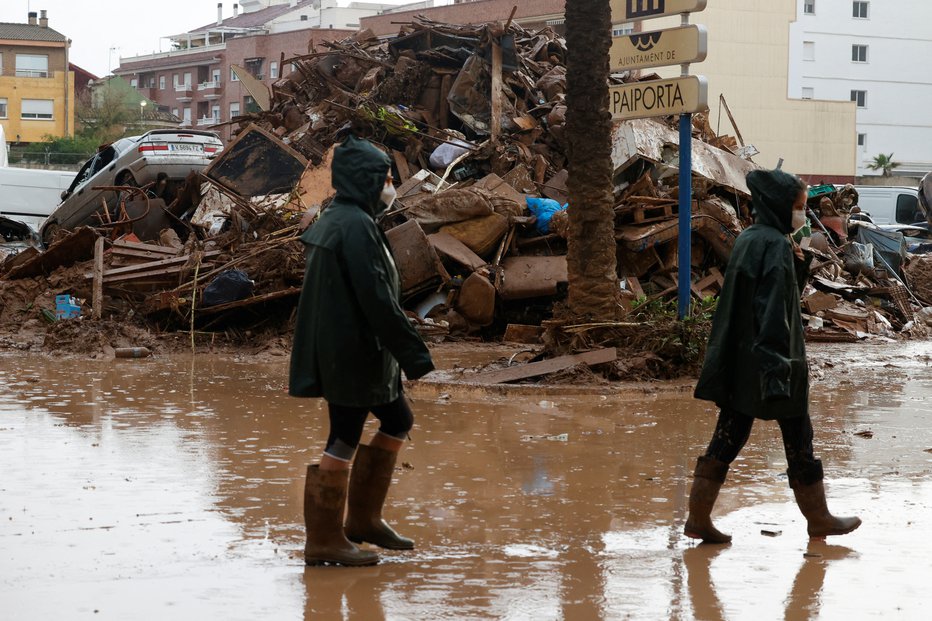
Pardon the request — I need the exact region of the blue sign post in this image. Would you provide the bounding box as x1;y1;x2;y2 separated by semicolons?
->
678;113;692;319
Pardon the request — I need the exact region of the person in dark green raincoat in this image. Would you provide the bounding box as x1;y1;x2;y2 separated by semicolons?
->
684;169;861;543
289;132;434;566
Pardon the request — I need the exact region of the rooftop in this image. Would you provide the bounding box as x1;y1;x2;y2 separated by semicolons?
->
186;0;318;35
0;22;67;43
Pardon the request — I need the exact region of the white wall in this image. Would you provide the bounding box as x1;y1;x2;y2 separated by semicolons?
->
788;0;932;177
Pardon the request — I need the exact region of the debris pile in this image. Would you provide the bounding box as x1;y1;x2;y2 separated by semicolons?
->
2;17;932;368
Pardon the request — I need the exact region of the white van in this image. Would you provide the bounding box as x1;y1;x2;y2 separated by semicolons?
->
852;186;922;226
0;166;76;231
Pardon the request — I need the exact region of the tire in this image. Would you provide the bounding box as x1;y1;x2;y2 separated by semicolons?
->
115;171;137;187
42;222;61;247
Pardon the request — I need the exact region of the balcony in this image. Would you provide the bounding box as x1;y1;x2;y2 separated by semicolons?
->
196;116;220;127
197;80;223;99
174;83;193;101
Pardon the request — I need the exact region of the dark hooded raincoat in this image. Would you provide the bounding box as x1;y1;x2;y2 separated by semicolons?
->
694;169;808;420
288;135;434;407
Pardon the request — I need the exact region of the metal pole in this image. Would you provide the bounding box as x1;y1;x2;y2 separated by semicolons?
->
678;112;693;319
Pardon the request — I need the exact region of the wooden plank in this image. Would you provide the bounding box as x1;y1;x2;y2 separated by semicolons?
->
392;150;411;183
627;276;645;298
490;39;503;142
102;251;220;278
92;236;105;320
196;287;302;315
471;347;617;384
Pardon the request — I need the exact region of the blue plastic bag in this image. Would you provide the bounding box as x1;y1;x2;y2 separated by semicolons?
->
526;197;568;235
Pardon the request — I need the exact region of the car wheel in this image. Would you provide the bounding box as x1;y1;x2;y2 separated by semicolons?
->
42;222;61;247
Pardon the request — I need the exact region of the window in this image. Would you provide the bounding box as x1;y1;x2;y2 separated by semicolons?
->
159;76;166;90
852;44;868;62
803;41;815;61
211;104;220;121
130;78;138;88
853;1;869;18
612;23;634;37
15;54;49;78
230;102;240;119
0;98;7;118
21;99;54;120
230;67;239;82
182;107;191;123
857;133;866;147
244;58;264;80
172;108;179;118
804;1;815;14
212;69;221;84
183;72;192;87
851;90;867;107
270;61;279;79
173;73;180;87
896;194;920;224
802;87;814;100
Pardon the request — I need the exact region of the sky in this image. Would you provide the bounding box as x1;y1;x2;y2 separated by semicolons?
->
0;0;444;77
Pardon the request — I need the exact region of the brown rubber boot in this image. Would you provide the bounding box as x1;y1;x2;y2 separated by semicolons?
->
684;456;732;544
304;465;379;566
345;444;414;550
791;479;861;538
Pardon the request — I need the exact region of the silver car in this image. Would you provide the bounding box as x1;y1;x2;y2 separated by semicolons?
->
40;130;223;244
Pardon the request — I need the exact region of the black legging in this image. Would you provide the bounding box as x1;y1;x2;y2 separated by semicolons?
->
705;407;822;484
324;395;414;461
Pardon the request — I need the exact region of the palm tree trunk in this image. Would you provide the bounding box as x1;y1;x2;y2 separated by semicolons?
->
564;0;618;321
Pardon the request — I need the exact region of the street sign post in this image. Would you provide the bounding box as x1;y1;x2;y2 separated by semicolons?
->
610;24;707;72
608;1;708;319
609;75;708;121
610;0;707;23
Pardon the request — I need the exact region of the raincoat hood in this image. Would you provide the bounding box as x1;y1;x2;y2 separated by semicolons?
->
746;169;804;235
331;135;391;217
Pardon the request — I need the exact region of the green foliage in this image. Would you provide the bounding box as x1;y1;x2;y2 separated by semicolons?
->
866;152;901;177
629;295;717;371
20;135;98;165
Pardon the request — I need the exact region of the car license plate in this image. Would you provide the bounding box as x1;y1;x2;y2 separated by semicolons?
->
170;143;203;152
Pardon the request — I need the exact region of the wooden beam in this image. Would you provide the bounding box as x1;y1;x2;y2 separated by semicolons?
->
92;236;104;320
101;251;220;278
490;39;503;143
470;348;618;384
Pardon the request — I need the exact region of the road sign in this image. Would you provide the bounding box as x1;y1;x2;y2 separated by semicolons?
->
611;24;707;72
609;75;708;121
610;0;707;23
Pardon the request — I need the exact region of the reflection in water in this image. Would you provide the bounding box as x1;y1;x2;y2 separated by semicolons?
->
0;345;930;619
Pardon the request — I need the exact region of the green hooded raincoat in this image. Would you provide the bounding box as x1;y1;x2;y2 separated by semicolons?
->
694;169;808;420
288;135;434;407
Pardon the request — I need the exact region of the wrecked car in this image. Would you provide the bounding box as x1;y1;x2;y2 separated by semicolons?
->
39;130;223;245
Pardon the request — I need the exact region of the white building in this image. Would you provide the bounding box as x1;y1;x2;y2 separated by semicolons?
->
788;0;932;178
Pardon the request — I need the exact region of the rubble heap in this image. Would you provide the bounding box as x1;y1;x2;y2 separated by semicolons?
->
2;18;932;373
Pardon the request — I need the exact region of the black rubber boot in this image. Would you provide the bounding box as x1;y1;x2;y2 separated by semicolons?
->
304;465;379;566
787;460;861;537
684;456;732;544
345;444;414;550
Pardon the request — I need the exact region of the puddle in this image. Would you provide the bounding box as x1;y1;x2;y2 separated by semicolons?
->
1;343;931;619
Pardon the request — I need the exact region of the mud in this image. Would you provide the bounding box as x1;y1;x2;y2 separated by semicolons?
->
1;341;931;619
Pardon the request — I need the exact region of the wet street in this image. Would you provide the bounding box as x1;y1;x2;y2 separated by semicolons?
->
2;342;931;620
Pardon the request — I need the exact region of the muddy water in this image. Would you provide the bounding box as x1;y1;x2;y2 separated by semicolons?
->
1;342;931;620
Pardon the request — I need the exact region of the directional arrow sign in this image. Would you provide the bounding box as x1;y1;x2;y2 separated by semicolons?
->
609;75;709;121
611;0;707;23
611;25;707;71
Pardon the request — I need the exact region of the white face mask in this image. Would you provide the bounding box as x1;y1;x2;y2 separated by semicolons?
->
380;183;397;210
791;209;806;232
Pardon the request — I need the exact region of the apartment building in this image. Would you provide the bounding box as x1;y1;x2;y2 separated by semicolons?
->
114;1;396;140
360;0;566;36
0;10;74;144
788;0;932;178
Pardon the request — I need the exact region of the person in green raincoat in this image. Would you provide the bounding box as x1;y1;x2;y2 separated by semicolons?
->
289;132;434;566
684;169;861;543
